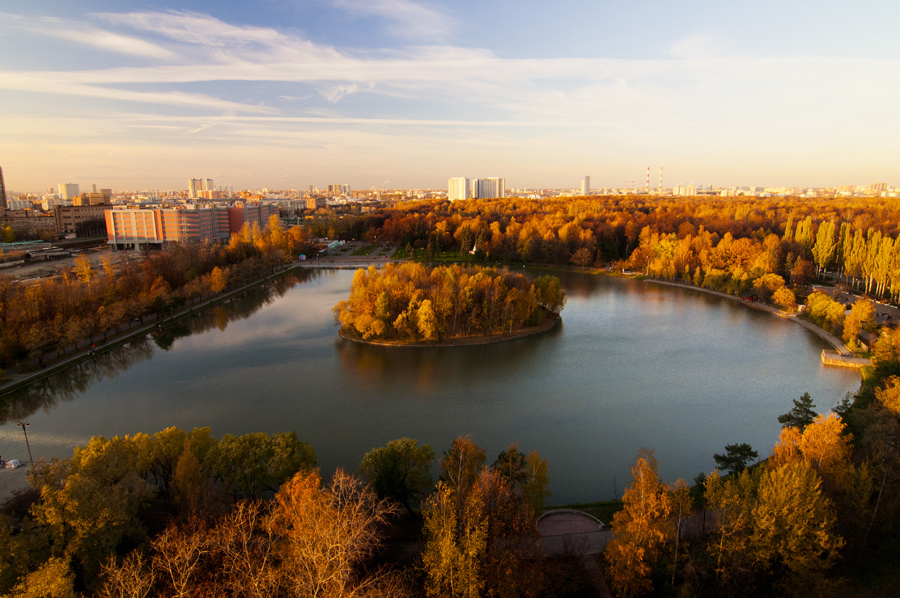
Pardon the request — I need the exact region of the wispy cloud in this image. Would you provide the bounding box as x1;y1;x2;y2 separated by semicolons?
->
96;10;340;62
318;83;362;102
332;0;453;39
2;13;175;59
0;71;277;113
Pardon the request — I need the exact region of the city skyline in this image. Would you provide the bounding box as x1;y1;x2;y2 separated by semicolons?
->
1;1;898;192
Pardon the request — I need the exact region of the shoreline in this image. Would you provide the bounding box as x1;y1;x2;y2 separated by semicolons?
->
338;313;560;347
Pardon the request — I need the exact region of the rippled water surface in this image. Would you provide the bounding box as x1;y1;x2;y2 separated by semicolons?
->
1;269;859;503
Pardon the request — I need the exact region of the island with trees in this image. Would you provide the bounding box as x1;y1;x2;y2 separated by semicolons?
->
332;263;566;345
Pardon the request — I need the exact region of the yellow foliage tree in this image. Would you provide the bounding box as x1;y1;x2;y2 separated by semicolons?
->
417;299;439;341
771;426;802;467
605;454;672;597
422;481;487;598
876;376;900;415
208;266;227;293
704;469;755;590
274;468;400;598
797;413;853;490
752;460;844;590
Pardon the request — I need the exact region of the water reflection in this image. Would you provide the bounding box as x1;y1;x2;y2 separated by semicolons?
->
335;322;565;399
0;336;157;424
0;270;321;425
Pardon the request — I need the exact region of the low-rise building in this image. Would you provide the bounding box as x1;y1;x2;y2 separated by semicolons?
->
55;204;112;237
105;202;279;249
0;209;57;237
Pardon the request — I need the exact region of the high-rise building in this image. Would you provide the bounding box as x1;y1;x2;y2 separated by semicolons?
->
0;166;7;210
58;183;80;200
581;176;590;196
189;178;216;199
448;177;470;201
188;178;201;199
473;177;505;199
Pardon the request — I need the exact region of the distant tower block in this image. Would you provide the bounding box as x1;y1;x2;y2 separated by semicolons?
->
581;176;590;196
646;166;650;193
0;166;7;210
659;167;663;194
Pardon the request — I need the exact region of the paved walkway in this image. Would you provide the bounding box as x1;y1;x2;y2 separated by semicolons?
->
538;511;613;597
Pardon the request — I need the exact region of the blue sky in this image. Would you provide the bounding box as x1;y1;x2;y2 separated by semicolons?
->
1;1;898;192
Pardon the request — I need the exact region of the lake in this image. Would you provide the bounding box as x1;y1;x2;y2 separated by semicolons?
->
0;269;859;504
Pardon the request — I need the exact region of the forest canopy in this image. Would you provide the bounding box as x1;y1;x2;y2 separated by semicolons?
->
332;263;565;343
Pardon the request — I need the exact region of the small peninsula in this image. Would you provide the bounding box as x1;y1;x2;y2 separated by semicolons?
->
333;263;566;344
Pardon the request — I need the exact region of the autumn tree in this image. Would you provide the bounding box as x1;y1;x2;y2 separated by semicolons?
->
274;468;404;597
752;460;844;592
421;481;486;598
704;469;756;591
359;438;435;515
422;469;541;598
668;479;692;587
843;298;875;346
492;443;550;512
151;520;214;598
425;437;544;597
213;500;280;598
439;436;487;510
209;431;316;498
772;286;796;311
208;266;228;293
98;552;154;598
4;557;78;598
796;413;853;490
30;435;155;586
605;453;672;597
522;450;551;511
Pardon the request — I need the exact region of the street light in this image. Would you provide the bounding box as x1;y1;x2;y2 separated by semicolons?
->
16;421;34;466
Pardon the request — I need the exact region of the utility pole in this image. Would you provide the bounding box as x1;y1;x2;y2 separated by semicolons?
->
17;421;34;466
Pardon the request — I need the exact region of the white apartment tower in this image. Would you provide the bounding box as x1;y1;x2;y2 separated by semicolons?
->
473;177;505;199
448;177;470;201
188;178;215;199
58;183;80;200
581;176;590;196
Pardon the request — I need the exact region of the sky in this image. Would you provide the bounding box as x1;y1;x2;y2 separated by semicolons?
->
1;0;898;193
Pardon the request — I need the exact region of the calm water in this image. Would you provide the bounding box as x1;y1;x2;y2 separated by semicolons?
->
0;269;859;504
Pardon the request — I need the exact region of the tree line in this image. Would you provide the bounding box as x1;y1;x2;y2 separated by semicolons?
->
0;216;316;371
309;196;900;313
333;263;566;342
0;429;556;597
307;195;900;278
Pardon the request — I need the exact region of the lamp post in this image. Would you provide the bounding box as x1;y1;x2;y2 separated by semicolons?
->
16;421;34;466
